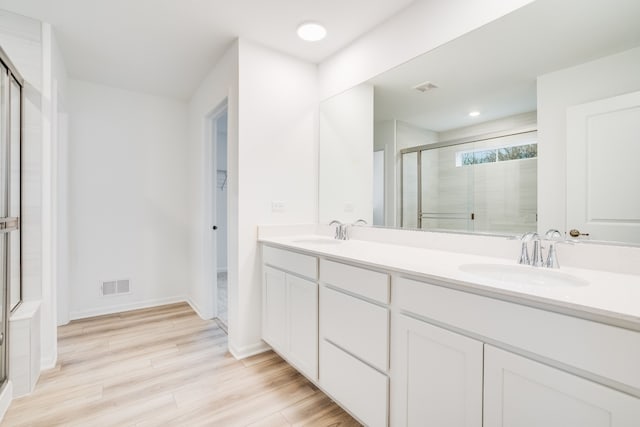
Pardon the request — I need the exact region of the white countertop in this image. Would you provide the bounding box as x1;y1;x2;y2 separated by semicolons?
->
259;234;640;331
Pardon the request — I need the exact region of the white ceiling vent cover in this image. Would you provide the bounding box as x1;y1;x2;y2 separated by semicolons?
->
101;279;131;296
413;81;438;92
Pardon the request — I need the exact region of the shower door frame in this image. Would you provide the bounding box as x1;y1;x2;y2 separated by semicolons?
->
0;45;24;392
400;125;537;229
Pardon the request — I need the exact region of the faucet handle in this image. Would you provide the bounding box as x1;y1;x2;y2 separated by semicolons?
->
544;229;563;241
329;220;343;239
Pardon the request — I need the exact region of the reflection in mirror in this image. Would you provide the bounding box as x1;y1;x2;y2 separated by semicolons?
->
402;129;537;235
318;0;640;244
319;83;374;224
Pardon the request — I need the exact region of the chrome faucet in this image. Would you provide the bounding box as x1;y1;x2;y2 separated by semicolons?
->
531;234;545;267
329;219;367;240
517;229;565;268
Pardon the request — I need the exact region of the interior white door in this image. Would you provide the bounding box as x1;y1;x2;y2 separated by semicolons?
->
566;90;640;244
484;345;640;427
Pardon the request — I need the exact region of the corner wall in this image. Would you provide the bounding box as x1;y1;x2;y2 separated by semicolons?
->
233;39;318;357
186;40;239;320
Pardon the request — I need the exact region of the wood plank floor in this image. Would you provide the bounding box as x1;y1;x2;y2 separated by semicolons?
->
2;303;360;427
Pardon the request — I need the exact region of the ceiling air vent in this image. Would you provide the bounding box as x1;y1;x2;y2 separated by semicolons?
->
101;279;131;296
413;81;438;93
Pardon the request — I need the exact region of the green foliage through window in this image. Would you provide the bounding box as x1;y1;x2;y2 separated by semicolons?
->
457;143;537;167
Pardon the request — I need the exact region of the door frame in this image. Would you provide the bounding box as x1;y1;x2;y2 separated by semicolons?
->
204;100;228;320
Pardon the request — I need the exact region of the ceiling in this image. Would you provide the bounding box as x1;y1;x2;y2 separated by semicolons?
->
371;0;640;132
0;0;416;100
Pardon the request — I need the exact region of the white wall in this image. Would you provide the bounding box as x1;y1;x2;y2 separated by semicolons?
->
186;40;238;320
438;111;537;142
537;46;640;233
318;0;535;99
374;120;396;226
40;22;69;369
67;79;190;319
234;39;318;357
52;29;70;327
319;83;373;224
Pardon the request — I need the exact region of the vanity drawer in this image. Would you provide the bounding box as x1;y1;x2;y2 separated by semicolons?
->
320;339;388;427
395;276;640;392
320;286;389;372
320;259;389;304
263;245;317;280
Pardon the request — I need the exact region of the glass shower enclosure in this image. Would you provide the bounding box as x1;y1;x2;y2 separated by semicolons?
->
0;46;23;392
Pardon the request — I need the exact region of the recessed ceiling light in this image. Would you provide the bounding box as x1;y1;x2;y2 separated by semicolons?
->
469;111;481;117
297;22;327;42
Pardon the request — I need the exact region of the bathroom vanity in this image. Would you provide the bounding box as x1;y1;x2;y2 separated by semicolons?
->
260;234;640;427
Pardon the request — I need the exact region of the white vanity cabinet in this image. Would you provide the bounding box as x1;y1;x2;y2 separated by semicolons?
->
390;313;483;427
261;241;640;427
393;275;640;427
484;345;640;427
319;259;390;427
262;246;318;381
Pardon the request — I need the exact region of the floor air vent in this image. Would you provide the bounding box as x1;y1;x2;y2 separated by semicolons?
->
101;279;131;296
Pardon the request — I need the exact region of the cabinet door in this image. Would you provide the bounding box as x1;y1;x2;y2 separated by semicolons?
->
262;266;287;352
287;275;318;381
484;345;640;427
391;314;483;427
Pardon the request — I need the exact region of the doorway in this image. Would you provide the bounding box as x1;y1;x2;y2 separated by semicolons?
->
210;105;228;329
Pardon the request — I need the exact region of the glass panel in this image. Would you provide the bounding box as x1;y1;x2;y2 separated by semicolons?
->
470;133;538;234
0;70;7;218
401;152;418;228
9;78;20;310
10;78;19;217
421;145;474;232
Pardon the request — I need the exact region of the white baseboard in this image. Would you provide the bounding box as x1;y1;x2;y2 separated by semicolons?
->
0;381;12;423
40;354;57;371
186;298;213;320
228;340;271;360
69;296;188;320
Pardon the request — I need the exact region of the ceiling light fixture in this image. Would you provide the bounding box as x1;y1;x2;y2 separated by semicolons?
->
297;22;327;42
469;111;481;117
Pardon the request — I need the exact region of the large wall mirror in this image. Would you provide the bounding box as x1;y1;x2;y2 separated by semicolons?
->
319;0;640;245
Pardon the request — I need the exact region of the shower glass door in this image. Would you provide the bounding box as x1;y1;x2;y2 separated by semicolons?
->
0;48;23;389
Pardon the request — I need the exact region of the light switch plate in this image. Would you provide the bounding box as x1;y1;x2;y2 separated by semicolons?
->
271;201;285;213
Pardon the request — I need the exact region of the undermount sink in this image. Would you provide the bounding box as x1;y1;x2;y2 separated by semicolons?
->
293;237;342;245
458;263;589;287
